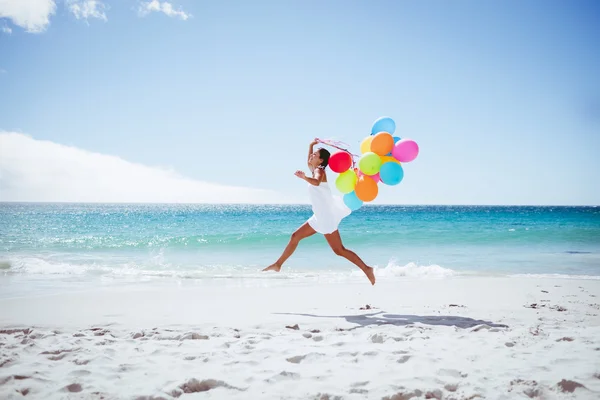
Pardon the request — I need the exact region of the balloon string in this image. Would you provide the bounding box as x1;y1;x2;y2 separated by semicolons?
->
316;138;361;169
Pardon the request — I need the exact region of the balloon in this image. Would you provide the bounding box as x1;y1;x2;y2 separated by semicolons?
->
392;139;419;162
343;191;363;211
357;170;381;183
371;116;396;135
370;132;394;156
355;175;379;202
335;169;357;194
380;155;400;165
360;136;373;154
379;162;404;185
386;136;402;156
358;152;382;176
329;151;352;173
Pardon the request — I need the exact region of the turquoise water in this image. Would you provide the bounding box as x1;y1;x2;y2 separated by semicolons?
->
1;204;599;286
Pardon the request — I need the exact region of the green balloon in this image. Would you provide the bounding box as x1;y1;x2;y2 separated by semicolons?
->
359;152;382;176
335;170;357;194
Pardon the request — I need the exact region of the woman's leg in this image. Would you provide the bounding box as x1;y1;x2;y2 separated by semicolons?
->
324;230;375;285
263;222;316;272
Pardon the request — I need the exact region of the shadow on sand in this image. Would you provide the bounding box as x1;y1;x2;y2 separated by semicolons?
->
275;311;509;329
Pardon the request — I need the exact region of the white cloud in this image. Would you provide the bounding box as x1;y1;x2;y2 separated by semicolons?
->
1;25;11;34
0;0;56;33
138;0;190;20
0;132;288;204
0;68;6;73
67;0;107;22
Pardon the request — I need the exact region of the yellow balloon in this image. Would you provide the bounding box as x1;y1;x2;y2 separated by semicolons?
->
360;136;374;154
380;155;401;165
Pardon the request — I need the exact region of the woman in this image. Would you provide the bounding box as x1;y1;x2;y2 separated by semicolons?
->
263;139;376;285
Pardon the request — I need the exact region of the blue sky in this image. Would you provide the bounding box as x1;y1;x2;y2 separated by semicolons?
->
1;0;599;205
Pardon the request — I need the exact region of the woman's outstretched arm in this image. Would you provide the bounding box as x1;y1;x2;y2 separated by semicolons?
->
295;168;323;186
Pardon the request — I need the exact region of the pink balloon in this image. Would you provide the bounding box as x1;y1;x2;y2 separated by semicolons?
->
392;139;419;162
357;170;380;183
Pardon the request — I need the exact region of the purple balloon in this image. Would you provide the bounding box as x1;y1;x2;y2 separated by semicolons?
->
392;139;419;163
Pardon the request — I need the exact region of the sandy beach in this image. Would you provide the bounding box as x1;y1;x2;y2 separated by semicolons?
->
0;276;598;399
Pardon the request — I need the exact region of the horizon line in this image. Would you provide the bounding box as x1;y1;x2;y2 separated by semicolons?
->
0;202;598;207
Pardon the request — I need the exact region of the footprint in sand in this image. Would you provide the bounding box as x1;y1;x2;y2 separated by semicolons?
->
438;369;468;378
0;375;30;385
286;353;325;364
370;334;385;344
286;355;306;364
425;389;443;399
41;349;75;361
178;378;244;393
69;370;92;377
315;394;343;400
41;349;74;356
265;371;301;382
397;355;411;364
444;383;458;392
338;351;359;357
64;383;83;393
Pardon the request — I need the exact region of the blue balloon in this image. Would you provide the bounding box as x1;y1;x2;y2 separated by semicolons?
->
387;136;402;155
343;191;363;211
371;116;396;135
380;162;404;186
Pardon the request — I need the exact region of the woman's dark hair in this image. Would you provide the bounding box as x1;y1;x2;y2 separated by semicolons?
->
318;148;330;168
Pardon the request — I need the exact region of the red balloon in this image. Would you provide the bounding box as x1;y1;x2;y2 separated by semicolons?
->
329;151;352;173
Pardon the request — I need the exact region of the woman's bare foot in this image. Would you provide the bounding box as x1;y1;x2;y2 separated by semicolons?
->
262;263;281;272
363;266;376;285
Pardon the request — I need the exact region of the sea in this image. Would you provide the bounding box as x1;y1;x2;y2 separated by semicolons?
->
1;203;599;298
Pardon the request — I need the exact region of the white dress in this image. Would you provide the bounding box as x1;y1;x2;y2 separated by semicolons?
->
306;181;352;234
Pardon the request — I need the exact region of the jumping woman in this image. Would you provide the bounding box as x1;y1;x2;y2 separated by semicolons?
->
263;139;376;285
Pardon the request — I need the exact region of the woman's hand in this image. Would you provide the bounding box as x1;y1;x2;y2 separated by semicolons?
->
299;168;322;186
308;139;320;162
294;170;306;180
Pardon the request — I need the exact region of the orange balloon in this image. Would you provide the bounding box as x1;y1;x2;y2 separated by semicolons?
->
370;132;394;156
355;175;379;202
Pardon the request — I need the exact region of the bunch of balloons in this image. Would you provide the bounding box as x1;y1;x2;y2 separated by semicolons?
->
328;116;419;211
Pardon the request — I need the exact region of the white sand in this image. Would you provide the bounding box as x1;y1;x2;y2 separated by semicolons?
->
1;276;599;399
